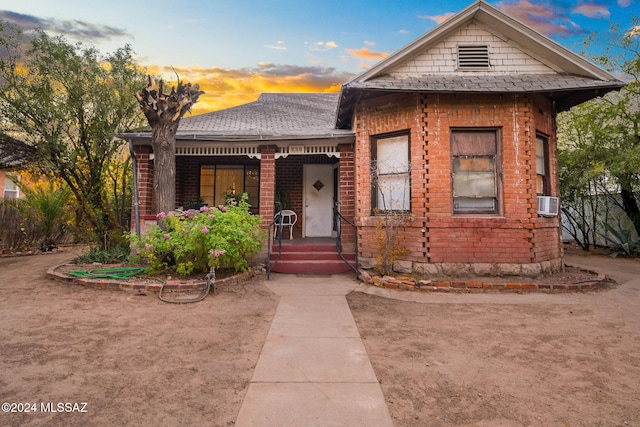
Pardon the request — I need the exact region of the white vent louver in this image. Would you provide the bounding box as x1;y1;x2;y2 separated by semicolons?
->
458;45;490;69
537;196;559;216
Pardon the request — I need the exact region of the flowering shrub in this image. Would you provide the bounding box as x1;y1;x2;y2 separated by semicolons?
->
130;194;265;276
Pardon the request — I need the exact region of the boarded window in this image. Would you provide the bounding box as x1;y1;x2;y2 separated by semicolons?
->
451;130;500;214
200;165;259;209
372;133;410;212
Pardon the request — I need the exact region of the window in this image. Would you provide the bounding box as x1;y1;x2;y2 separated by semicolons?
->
3;176;19;200
199;165;259;208
536;135;550;195
457;45;490;69
372;133;410;212
451;129;501;214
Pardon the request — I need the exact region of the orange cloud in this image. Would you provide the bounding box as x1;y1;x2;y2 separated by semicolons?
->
496;0;580;36
344;47;389;61
573;3;610;19
418;12;454;24
146;64;353;114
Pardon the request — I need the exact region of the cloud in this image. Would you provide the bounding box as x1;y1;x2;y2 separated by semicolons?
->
618;0;631;6
0;10;129;41
495;1;583;36
315;41;338;50
364;40;376;46
146;63;354;114
573;3;610;19
265;40;286;50
418;12;454;24
344;47;389;61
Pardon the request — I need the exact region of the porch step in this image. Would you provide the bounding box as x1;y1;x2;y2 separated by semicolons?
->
269;242;356;274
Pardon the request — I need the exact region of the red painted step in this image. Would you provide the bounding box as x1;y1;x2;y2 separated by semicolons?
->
269;242;356;274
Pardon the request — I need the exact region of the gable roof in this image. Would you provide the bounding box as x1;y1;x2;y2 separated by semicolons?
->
336;0;625;128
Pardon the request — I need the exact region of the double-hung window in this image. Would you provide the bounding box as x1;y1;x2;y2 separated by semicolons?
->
451;129;501;215
3;175;19;200
200;165;259;208
372;132;410;212
536;135;550;196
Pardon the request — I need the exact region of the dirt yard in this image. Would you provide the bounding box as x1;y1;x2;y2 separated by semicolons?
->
1;247;639;426
0;249;279;426
348;249;640;426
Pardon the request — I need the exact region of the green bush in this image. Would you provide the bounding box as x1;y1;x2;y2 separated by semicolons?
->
130;194;265;276
73;244;130;264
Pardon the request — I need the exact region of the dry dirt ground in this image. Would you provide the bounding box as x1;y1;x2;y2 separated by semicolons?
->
348;248;640;427
1;247;639;426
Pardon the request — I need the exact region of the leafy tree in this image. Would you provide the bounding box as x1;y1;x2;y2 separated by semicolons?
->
135;76;204;214
0;23;147;247
559;17;640;243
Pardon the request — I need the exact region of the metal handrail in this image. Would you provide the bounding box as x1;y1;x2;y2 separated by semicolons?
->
266;203;283;280
334;202;359;279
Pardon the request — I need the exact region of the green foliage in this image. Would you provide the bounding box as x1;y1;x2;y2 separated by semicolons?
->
14;178;71;250
559;17;640;242
73;244;131;264
0;23;146;248
131;195;265;276
598;221;640;257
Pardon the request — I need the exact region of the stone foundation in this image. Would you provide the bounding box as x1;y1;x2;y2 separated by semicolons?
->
358;256;564;278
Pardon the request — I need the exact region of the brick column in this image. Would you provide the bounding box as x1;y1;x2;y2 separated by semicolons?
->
338;143;356;250
259;145;277;229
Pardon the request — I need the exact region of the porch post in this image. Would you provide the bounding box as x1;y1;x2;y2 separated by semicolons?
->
338;143;356;251
259;145;277;229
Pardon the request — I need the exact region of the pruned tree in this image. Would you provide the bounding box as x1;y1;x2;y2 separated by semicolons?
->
135;76;204;214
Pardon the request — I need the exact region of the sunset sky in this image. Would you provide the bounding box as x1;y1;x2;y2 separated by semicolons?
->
0;0;636;114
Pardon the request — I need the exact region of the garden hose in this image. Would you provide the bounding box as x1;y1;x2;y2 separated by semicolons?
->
67;267;148;279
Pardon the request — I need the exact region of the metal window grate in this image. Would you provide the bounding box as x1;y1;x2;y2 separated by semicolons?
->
457;45;490;69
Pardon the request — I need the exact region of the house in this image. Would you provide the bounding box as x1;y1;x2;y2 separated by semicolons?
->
123;0;624;276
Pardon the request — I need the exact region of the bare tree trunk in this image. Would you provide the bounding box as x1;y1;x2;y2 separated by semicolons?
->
151;121;178;213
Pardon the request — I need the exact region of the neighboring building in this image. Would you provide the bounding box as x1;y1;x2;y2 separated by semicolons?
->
123;0;624;276
0;170;21;200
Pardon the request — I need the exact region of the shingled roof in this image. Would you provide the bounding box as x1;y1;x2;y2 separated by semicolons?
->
174;93;350;141
335;0;625;128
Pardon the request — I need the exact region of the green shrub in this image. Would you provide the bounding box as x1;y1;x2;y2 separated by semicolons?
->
73;244;130;264
130;194;265;276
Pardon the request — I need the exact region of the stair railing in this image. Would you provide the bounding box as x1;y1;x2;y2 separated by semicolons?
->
334;201;359;279
266;203;283;280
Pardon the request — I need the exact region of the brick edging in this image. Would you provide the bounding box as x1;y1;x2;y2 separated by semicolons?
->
358;270;609;293
47;263;258;293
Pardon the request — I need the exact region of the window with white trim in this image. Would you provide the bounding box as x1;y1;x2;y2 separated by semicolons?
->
372;132;410;212
3;176;19;200
451;129;501;214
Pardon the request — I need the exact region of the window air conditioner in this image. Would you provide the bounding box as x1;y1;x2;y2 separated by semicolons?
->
537;196;559;216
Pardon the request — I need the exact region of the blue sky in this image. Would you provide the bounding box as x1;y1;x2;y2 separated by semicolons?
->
0;0;637;112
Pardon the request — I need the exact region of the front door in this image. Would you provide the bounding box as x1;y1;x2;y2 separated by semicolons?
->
304;164;334;237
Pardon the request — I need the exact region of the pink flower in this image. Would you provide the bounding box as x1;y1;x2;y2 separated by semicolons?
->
183;229;189;234
199;206;208;212
201;226;209;234
156;211;166;219
167;211;176;217
163;233;170;239
218;205;227;212
209;249;226;257
208;214;215;219
144;243;153;251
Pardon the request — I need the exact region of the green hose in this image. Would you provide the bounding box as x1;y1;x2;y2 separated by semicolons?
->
67;267;148;279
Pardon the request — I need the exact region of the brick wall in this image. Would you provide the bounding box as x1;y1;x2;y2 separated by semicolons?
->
353;91;563;275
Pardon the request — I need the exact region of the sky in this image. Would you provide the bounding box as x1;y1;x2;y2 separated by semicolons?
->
0;0;637;114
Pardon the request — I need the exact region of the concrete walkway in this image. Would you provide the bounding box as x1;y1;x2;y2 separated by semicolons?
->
235;274;393;427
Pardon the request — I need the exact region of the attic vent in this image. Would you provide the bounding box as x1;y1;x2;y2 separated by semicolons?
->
457;45;490;69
